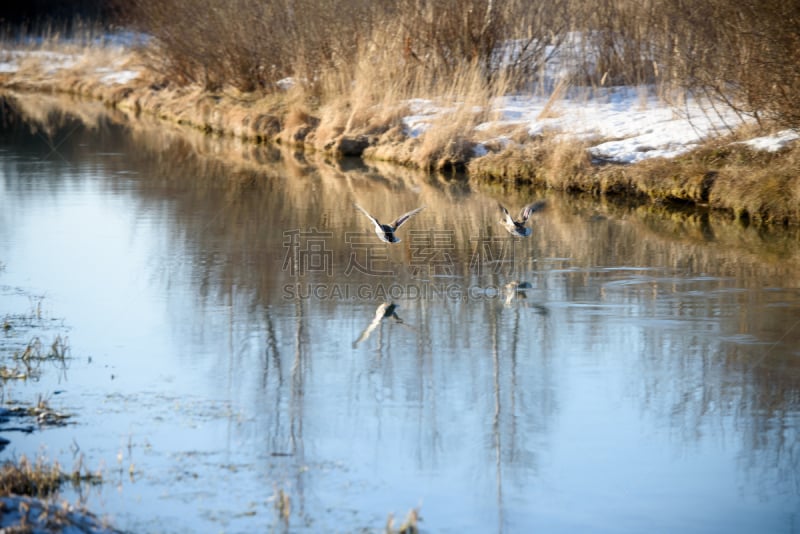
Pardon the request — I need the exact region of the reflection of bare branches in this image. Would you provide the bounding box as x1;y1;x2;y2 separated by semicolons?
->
632;301;800;500
261;310;286;454
488;276;550;533
290;299;307;519
262;309;283;388
291;300;306;448
490;307;505;534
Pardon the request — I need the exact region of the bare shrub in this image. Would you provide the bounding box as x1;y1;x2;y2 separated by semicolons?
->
119;0;798;132
122;0;374;93
121;0;571;96
566;0;799;127
651;0;800;128
564;0;661;86
391;0;570;91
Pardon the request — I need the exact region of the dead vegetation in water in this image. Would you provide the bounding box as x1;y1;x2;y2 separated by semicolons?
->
0;456;111;533
0;456;64;498
1;334;70;382
0;295;74;448
1;395;74;429
1;291;71;382
271;487;291;525
267;486;421;533
0;288;114;531
0;454;100;498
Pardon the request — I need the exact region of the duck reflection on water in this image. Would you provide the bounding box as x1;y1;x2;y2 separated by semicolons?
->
503;281;548;315
353;302;407;347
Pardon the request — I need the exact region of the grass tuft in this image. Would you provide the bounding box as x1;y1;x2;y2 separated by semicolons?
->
0;456;64;498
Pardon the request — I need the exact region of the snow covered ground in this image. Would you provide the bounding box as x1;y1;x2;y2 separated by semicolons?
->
405;88;797;164
2;42;797;163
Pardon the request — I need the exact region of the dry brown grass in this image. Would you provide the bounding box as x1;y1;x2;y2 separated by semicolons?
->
0;456;63;497
468;143;546;187
541;137;594;189
468;135;594;190
708;147;800;224
536;79;570;120
121;0;568;94
7;0;799;147
111;0;574;158
604;137;800;224
468;127;800;225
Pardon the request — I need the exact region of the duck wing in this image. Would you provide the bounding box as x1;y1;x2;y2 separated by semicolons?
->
354;203;383;230
498;203;515;225
392;206;425;229
519;200;547;222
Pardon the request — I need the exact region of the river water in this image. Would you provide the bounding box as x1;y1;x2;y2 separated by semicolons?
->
1;93;799;533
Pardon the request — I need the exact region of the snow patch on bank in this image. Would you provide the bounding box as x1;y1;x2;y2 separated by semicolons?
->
738;129;800;152
405;87;752;164
98;69;139;85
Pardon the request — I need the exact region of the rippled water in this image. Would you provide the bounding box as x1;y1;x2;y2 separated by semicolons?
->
1;93;799;533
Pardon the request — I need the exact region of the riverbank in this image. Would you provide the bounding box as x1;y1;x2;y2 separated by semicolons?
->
2;42;798;225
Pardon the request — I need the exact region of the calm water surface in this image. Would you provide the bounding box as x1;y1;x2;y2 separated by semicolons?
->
1;94;799;533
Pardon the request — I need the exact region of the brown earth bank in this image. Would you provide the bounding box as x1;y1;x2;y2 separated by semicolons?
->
1;55;798;227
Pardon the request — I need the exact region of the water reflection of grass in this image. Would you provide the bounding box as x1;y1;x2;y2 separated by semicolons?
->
3;92;800;526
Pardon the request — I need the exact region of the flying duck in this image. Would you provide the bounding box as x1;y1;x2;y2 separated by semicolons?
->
354;203;425;243
498;201;546;237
